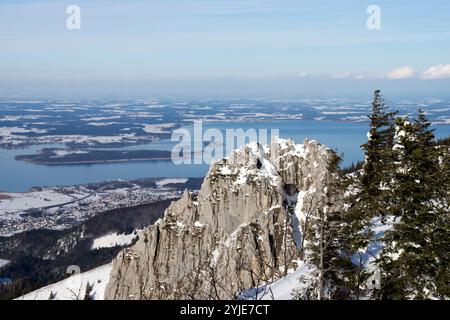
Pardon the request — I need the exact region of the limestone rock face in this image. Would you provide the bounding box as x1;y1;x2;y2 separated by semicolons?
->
105;138;336;300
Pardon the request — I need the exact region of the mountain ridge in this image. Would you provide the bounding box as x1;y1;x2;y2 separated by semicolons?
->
105;137;338;299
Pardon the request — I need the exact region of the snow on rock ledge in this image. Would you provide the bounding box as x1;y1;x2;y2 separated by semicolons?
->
105;138;336;300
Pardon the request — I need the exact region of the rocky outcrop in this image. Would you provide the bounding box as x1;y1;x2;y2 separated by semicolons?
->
105;138;336;299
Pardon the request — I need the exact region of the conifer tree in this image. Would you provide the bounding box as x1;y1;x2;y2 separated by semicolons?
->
48;291;56;300
434;140;450;297
361;89;397;197
294;153;352;299
339;90;397;298
83;282;94;300
347;90;397;228
379;110;448;299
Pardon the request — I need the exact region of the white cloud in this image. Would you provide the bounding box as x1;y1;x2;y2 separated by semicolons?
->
353;74;367;80
297;72;310;78
332;72;352;79
420;64;450;79
385;66;415;80
299;65;450;81
332;72;372;80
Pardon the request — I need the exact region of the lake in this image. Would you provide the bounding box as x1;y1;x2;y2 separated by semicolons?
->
1;120;449;192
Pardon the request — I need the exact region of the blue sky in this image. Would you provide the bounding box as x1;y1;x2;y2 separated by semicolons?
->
1;0;450;97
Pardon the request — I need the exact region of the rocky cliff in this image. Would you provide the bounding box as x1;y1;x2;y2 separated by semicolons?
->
105;138;337;299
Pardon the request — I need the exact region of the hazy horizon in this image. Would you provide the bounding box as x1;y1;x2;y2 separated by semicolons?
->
1;0;450;98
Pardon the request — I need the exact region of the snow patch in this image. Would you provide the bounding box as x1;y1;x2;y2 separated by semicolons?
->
240;261;315;300
91;232;138;250
155;178;188;188
18;264;112;300
0;259;10;268
194;221;206;228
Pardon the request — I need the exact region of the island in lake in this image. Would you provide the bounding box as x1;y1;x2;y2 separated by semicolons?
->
15;148;173;165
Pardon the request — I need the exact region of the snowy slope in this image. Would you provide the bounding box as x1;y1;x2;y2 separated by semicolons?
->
240;262;315;300
351;216;396;270
17;264;112;300
241;217;396;300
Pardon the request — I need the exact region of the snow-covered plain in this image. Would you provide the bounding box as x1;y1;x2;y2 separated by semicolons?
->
52;149;88;157
18;264;112;300
143;123;176;134
0;132;151;148
0;180;186;236
0;126;48;135
0;189;86;213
